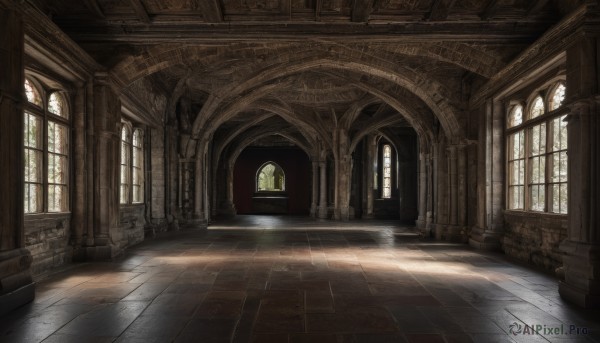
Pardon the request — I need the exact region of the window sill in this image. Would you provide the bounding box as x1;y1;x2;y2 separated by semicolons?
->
503;209;567;218
24;212;71;219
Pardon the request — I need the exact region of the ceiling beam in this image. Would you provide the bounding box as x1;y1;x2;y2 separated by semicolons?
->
426;0;456;21
352;0;375;23
480;0;500;20
83;0;105;19
527;0;550;16
129;0;150;23
198;0;223;23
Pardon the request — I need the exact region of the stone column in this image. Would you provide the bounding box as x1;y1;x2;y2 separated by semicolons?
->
559;36;600;308
86;73;122;260
416;151;428;230
310;160;318;217
364;136;376;218
448;145;458;225
0;6;34;315
470;99;504;250
318;161;328;219
219;161;237;217
457;144;468;228
192;152;206;227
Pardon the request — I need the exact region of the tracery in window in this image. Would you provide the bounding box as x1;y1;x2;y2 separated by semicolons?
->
382;145;392;199
48;92;68;118
120;126;131;204
530;96;545;119
24;79;42;107
257;162;285;192
132;129;144;203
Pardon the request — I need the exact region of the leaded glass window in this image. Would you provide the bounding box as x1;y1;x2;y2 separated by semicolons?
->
25;79;42;107
508;105;523;128
549;115;568;213
549;84;566;111
48;92;68;119
48;122;69;212
529;123;546;211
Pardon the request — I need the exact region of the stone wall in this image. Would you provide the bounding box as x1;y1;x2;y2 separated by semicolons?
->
114;205;146;253
502;212;567;271
24;214;72;277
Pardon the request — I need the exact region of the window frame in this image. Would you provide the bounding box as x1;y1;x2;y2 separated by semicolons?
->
23;76;71;214
505;81;568;215
377;141;397;199
120;122;145;205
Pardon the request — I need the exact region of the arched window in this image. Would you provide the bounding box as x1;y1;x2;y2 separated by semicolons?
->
24;78;70;213
529;96;545;119
132;129;144;203
507;105;523;128
120;126;131;204
549;83;566;111
382;145;392;199
48;92;68;118
24;79;42;107
506;82;568;214
257;162;285;192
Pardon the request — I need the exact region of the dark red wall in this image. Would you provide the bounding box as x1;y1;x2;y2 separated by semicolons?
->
233;147;311;215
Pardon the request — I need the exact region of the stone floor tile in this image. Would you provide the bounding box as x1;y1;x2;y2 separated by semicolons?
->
2;216;599;342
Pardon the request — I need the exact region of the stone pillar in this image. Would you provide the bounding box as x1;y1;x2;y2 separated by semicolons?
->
71;84;86;248
559;37;600;308
448;145;458;226
362;136;376;219
318;161;328;219
192;152;207;227
219;161;237;217
416;151;428;230
425;152;434;232
470;99;504;250
0;6;34;315
335;154;353;221
86;73;122;260
310;160;318;217
457;144;468;228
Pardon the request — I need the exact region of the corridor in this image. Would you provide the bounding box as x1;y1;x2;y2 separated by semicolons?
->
1;216;599;342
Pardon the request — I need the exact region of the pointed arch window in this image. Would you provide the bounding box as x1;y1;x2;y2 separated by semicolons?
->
257;162;285;192
24;77;70;213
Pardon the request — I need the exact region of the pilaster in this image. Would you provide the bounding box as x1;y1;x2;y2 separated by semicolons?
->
0;6;35;314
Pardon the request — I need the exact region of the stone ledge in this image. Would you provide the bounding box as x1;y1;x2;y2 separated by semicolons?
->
0;282;35;316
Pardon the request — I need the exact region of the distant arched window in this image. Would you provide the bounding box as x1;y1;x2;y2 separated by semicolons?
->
132;129;144;203
257;162;285;192
48;92;68;119
382;145;392;199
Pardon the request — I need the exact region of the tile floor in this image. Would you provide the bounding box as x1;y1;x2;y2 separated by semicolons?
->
1;216;599;343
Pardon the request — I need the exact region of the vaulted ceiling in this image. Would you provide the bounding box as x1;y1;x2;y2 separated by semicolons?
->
30;0;581;156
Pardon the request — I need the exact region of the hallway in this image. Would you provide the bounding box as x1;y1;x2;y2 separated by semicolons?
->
1;216;599;342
